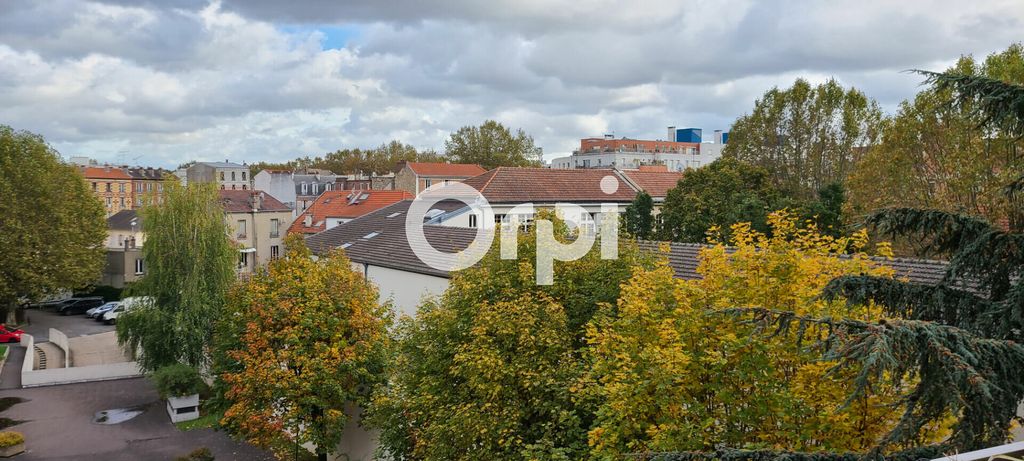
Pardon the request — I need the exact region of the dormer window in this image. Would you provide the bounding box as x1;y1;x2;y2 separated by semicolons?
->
301;182;308;194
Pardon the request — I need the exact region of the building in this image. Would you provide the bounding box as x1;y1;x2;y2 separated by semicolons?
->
81;166;134;216
126;167;171;208
550;127;728;171
617;165;684;204
393;162;487;196
187;161;250;190
219;190;292;273
253;168;342;215
288;189;413;236
101;210;146;288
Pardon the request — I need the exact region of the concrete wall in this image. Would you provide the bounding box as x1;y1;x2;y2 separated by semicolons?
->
19;333;143;388
253;171;297;210
394;167;416;196
49;328;70;368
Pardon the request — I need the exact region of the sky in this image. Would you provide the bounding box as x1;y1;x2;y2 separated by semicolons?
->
1;0;1022;169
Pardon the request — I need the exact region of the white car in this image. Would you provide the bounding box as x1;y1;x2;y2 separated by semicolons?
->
100;296;151;324
86;301;118;319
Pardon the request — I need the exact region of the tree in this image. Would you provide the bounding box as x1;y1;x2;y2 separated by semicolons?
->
219;236;390;461
368;214;654;460
743;68;1024;452
116;182;237;372
800;182;847;238
725;78;885;199
846;45;1024;229
249;140;443;177
658;157;784;243
0;126;106;319
444;120;541;170
623;191;655;239
586;212;949;457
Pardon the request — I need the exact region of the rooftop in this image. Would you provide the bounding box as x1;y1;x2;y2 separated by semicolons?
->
460;167;638;203
195;161;246;169
218;190;290;213
403;162;487;177
107;209;142;231
288;189;414;235
619;170;684;199
80;166;132;180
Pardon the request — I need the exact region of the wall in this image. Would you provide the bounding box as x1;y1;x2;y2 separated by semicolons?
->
360;264;450;318
253;171;297;210
49;328;70;368
394;166;416;196
19;333;144;388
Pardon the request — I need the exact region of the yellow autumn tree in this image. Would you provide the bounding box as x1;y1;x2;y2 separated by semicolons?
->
586;211;949;458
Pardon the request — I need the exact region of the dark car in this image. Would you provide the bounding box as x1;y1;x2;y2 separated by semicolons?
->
57;297;104;316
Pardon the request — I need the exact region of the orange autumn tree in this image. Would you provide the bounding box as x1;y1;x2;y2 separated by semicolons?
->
585;211;950;458
219;235;390;461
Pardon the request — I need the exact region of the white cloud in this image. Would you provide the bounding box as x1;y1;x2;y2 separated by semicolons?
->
0;0;1022;167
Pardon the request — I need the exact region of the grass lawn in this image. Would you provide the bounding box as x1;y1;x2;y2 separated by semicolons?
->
0;345;7;358
175;410;221;431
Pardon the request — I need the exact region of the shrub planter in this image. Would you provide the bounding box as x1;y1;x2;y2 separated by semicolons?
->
166;394;200;423
0;431;25;457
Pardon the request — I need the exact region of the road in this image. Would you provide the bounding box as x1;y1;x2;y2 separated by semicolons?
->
19;306;116;342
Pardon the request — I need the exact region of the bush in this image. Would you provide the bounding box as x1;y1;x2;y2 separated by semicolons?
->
74;285;123;302
175;447;214;461
0;431;23;448
152;363;205;398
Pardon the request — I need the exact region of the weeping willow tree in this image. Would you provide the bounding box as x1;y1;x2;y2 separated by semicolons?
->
739;70;1024;452
117;181;238;372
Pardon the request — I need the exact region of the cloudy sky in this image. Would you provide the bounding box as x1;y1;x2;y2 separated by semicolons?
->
1;0;1021;168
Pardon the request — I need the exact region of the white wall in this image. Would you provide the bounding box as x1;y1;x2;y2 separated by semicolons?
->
19;333;143;388
49;328;70;368
359;264;450;318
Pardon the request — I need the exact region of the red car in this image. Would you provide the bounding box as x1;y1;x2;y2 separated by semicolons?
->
0;325;23;343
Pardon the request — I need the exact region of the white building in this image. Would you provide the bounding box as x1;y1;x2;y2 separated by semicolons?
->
186;161;250;190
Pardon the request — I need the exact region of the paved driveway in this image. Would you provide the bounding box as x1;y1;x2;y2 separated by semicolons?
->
0;378;274;461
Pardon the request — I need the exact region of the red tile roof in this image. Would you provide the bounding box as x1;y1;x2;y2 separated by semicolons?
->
460;167;637;203
219;190;290;213
80;166;131;180
405;162;486;177
620;170;684;199
288;189;414;235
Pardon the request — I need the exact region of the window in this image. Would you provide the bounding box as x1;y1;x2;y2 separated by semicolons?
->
231;171;236;181
136;197;143;206
241;171;247;181
237;220;247;239
92;182;97;191
119;183;125;193
270;245;279;260
157;184;163;193
325;183;332;191
231;184;237;190
106;183;112;192
469;214;478;228
270;219;280;238
301;182;308;194
106;197;112;207
424;179;432;188
136;183;143;192
147;183;153;192
220;172;225;180
120;197;125;208
312;183;319;195
242;184;247;190
134;258;144;275
239;252;248;269
221;184;225;190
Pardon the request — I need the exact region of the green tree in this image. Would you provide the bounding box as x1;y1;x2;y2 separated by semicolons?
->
658;157;784;243
847;45;1024;229
725;78;885;199
0;126;106;319
800;182;846;238
219;236;390;461
368;214;653;460
623;191;655;239
750;69;1024;451
117;182;237;372
444;120;541;170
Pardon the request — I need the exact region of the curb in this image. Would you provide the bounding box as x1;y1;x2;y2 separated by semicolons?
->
0;345;10;371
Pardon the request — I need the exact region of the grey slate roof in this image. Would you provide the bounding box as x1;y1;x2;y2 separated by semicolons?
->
309;205;951;285
107;209;142;231
306;200;478;278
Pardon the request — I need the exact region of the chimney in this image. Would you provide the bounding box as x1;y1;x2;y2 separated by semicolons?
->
304;214;312;227
667;126;676;142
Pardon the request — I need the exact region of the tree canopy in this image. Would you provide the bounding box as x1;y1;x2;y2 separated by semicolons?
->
846;45;1024;229
219;236;390;461
249;140;443;176
444;120;542;170
658;157;783;243
117;182;237;372
623;191;655;240
368;215;654;460
725;78;885;200
0;125;106;316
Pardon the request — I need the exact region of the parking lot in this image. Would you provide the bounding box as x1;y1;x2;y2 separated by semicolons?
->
19;305;117;342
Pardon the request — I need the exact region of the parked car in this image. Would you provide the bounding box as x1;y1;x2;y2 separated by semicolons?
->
57;297;104;316
100;296;151;325
0;325;24;343
87;301;118;319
